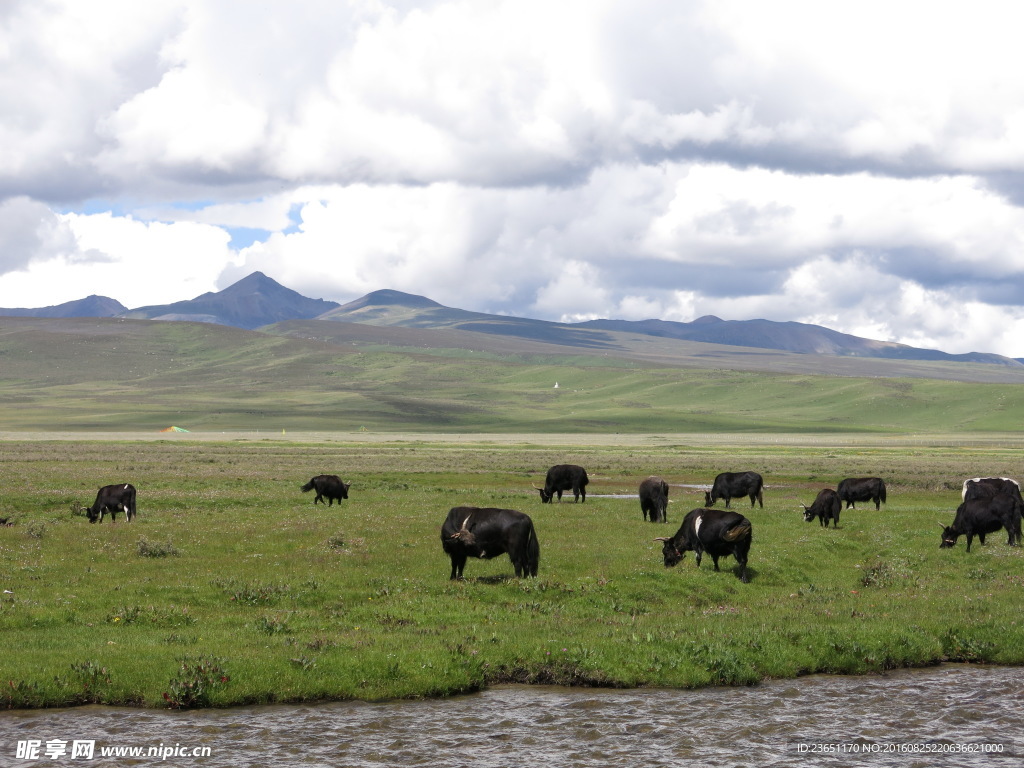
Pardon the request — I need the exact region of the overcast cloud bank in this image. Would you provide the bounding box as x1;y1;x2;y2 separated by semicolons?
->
3;0;1024;355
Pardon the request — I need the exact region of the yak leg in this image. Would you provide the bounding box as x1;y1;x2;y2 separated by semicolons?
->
449;554;467;580
737;553;750;583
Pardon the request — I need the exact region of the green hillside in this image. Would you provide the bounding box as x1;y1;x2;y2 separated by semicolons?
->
2;316;1024;433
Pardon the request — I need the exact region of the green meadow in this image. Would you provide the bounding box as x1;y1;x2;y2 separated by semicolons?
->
2;436;1022;709
4;316;1024;433
3;317;1024;707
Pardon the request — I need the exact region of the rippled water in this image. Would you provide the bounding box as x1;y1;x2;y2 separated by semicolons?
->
1;665;1021;767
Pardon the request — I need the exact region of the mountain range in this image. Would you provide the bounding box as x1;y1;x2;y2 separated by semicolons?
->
2;271;1020;368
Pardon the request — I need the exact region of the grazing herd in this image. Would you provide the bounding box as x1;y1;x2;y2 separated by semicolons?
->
76;462;1022;585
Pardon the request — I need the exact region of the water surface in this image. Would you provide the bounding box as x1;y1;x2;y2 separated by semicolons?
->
1;665;1020;767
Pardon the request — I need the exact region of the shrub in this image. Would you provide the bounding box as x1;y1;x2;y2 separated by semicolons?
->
163;656;230;709
137;537;180;558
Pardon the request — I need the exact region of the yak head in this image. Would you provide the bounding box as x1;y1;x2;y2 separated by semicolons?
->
533;485;553;503
654;536;686;567
801;504;815;523
703;490;716;507
939;523;959;548
85;506;100;524
449;515;478;547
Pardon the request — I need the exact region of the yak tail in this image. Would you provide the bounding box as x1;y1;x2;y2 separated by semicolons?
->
527;521;540;577
723;522;752;542
879;483;887;503
300;479;315;493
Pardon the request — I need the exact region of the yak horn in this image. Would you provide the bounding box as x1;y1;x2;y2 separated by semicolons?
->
653;537;670;542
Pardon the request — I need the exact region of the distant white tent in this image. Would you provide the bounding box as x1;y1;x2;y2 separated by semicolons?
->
553;382;559;388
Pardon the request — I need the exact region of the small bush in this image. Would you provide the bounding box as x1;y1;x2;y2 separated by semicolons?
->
164;633;199;646
2;680;45;708
55;660;113;704
942;631;997;663
137;537;180;558
859;558;914;588
163;656;230;709
254;615;292;635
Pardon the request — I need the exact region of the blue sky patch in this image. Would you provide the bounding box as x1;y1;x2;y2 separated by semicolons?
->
226;226;271;249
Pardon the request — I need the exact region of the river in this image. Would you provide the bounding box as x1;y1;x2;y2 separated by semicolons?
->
1;665;1020;767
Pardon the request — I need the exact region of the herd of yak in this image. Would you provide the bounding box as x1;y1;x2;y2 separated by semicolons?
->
79;463;1023;585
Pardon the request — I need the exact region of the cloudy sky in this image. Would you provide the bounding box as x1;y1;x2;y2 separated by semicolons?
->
4;1;1024;356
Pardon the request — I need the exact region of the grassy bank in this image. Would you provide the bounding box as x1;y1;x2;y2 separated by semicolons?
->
1;436;1022;708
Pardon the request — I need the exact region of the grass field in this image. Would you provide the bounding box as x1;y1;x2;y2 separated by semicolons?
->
2;435;1022;709
5;316;1024;434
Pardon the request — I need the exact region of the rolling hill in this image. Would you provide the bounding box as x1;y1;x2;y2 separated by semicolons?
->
3;311;1024;433
0;295;127;318
2;272;1021;375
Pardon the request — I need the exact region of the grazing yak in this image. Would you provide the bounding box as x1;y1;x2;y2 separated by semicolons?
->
300;475;351;506
704;471;763;509
85;483;136;524
639;476;669;523
441;506;539;580
837;477;887;510
655;507;752;582
940;494;1023;552
534;464;589;503
802;488;841;528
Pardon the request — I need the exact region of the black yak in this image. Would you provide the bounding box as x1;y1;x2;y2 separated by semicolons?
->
656;507;752;582
441;506;540;580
